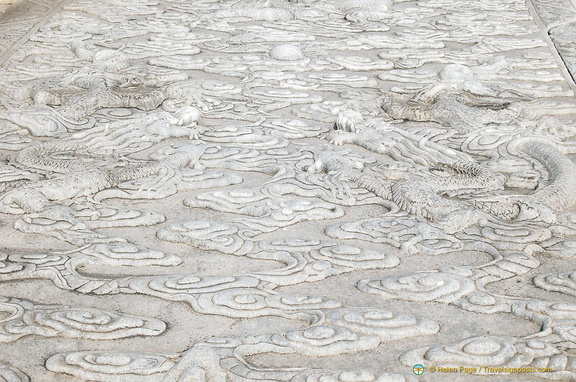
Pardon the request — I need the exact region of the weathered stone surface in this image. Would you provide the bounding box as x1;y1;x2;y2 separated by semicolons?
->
0;0;576;381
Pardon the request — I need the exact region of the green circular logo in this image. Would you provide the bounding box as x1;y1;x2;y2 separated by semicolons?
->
413;364;425;375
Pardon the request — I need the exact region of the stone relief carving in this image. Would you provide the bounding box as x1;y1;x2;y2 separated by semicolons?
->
0;297;166;341
0;0;576;380
0;363;29;382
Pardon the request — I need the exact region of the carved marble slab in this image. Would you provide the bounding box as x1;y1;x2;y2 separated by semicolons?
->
0;0;576;381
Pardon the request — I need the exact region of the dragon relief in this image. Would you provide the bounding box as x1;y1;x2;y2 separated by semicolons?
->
2;0;576;380
37;41;166;121
0;141;206;214
0;41;167;136
378;59;554;132
197;0;398;25
323;98;576;231
381;91;528;132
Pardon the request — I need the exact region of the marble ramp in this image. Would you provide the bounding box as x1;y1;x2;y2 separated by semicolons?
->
1;0;576;381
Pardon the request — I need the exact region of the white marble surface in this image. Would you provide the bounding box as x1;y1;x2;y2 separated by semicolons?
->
0;0;576;381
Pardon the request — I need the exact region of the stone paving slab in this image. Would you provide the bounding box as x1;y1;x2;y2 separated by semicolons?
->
1;0;576;381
